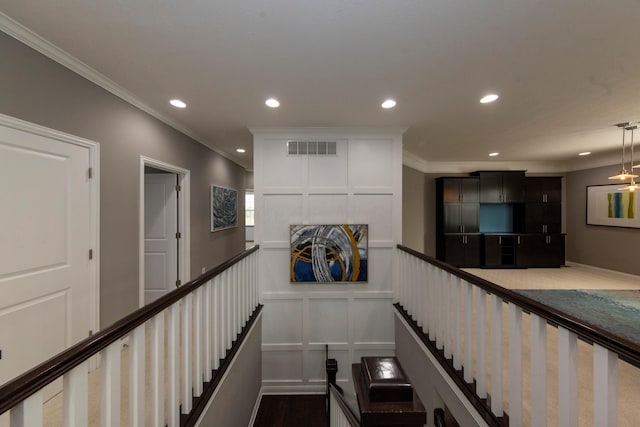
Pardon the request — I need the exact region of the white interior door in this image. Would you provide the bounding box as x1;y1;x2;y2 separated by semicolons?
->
0;125;93;389
144;172;178;304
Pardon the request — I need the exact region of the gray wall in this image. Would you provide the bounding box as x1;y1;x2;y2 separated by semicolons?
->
402;166;426;252
196;314;262;427
566;164;640;275
395;315;488;427
0;32;246;327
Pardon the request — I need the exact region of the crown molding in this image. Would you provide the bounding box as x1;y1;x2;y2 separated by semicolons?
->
403;150;569;174
0;12;239;166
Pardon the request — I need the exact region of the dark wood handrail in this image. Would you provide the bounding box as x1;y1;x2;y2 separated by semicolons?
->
0;245;260;415
329;383;361;427
397;244;640;368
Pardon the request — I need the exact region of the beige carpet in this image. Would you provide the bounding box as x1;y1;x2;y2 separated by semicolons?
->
463;263;640;427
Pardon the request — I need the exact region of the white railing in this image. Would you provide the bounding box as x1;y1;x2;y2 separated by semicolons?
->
396;245;640;427
1;246;260;427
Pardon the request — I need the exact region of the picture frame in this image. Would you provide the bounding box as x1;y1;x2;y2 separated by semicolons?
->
290;224;368;283
586;184;639;228
210;185;238;232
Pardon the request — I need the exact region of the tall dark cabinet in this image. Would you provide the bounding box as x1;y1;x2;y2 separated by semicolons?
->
435;172;565;268
436;177;481;267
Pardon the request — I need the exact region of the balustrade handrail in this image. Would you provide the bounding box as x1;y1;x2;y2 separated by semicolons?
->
397;244;640;368
0;245;260;415
329;383;361;427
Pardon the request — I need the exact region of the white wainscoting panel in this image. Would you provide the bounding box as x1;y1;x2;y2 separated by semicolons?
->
252;128;403;392
308;299;349;344
348;138;394;188
262;194;303;243
308;194;349;224
262;299;303;344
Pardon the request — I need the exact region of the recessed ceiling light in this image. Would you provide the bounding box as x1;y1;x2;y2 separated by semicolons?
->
381;99;397;109
489;152;500;157
265;98;280;108
169;99;187;108
480;94;499;104
236;148;246;153
579;151;591;156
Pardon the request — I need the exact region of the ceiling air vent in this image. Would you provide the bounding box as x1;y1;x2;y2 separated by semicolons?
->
287;141;337;156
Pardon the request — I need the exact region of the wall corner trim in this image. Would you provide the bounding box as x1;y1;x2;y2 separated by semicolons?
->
0;12;238;165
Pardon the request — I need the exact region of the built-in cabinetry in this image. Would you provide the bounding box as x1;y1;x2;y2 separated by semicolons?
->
477;171;525;203
435;173;565;268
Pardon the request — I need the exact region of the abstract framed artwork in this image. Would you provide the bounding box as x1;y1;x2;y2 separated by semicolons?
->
210;185;238;232
586;184;639;228
290;224;368;283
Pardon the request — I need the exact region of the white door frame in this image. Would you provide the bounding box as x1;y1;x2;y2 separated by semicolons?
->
139;156;190;307
0;113;101;336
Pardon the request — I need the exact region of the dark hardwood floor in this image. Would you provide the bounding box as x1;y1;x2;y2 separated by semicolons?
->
253;394;327;427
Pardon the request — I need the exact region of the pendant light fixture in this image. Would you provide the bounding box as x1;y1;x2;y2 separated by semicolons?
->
619;125;640;191
609;122;638;180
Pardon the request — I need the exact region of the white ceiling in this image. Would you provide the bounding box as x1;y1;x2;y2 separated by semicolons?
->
2;0;640;171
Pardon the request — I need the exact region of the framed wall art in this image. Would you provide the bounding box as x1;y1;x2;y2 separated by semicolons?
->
210;185;238;232
586;184;639;228
290;224;368;283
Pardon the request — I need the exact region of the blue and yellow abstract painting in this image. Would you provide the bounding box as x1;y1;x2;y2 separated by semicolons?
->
608;191;635;219
290;225;368;283
210;185;238;232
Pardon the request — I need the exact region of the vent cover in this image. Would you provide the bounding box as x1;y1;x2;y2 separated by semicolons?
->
287;140;337;156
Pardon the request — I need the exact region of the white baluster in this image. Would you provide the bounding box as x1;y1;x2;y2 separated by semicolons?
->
64;361;88;427
193;287;203;396
558;327;578;427
182;294;193;413
453;277;462;371
418;260;426;331
593;344;617;427
204;281;212;382
213;276;221;369
508;304;523;427
101;341;121;427
10;390;42;427
444;272;452;359
476;288;487;398
226;272;233;349
427;265;435;337
530;314;547;427
150;313;164;427
490;294;503;416
435;268;443;349
128;326;145;427
463;280;473;383
167;303;180;427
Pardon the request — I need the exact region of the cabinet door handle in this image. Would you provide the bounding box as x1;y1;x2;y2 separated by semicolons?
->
462;225;465;232
543;194;547;203
499;236;502;245
517;236;521;245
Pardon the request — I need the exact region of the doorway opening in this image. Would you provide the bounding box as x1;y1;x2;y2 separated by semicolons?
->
139;157;190;307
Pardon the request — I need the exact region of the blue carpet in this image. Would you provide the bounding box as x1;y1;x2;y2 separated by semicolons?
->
515;289;640;346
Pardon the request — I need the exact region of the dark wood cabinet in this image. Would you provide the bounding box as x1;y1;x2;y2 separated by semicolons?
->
444;235;481;267
516;234;564;267
484;235;516;267
525;177;562;233
443;204;479;233
476;171;526;203
525;177;561;203
442;177;479;203
436;178;481;266
435;172;564;268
